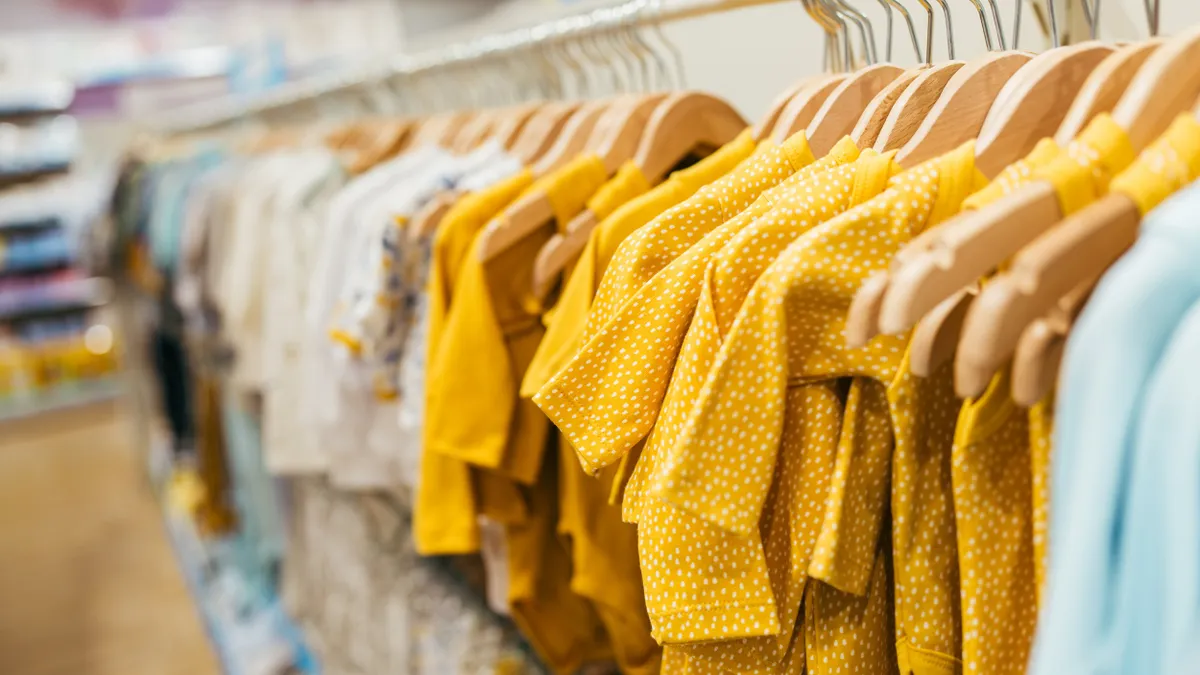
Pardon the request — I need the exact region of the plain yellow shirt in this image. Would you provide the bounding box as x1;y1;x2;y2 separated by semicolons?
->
414;168;534;555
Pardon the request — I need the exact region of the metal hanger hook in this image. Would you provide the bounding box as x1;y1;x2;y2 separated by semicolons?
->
932;0;955;59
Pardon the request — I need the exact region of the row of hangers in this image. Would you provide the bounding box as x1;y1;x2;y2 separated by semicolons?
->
232;0;1182;410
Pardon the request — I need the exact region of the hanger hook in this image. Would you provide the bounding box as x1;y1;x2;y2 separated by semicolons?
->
806;0;848;72
910;0;935;66
893;1;925;63
984;0;1007;48
1144;0;1159;37
932;0;955;59
963;0;996;51
873;0;895;62
830;0;878;65
816;0;858;68
650;15;686;88
1048;0;1060;48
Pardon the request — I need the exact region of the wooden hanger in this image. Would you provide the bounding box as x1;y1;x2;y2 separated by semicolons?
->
509;101;583;164
773;75;850;143
941;30;1200;393
408;189;463;241
893;51;1033;167
348;119;413;174
493;103;543;149
530;98;619;176
1111;25;1200;151
590;93;671;174
756;79;815;142
530;92;747;299
479;95;665;262
804;64;906;155
952;191;1139;396
1010;281;1095;407
974;42;1115;177
1054;39;1166;144
872;61;965;151
849;68;923;148
452;110;495;152
880;43;1115;371
874;33;1200;339
631;92;747;184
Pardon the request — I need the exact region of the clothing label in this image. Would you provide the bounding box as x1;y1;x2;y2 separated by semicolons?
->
478;517;511;616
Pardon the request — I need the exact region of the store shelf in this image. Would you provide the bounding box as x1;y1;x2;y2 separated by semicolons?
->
0;216;60;233
160;476;320;675
0;277;112;322
0;377;122;423
0;165;70;189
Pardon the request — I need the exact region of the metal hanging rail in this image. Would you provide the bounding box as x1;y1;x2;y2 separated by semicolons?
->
154;0;791;133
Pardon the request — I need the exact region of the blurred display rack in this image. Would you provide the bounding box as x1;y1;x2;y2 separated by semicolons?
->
160;490;320;675
0;277;113;323
0;375;121;423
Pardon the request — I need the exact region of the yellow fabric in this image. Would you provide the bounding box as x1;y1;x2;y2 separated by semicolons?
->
585;160;653;221
952;368;1038;675
518;135;757;675
1109;114;1200;215
638;144;897;658
1034;113;1135;216
948;116;1173;675
506;448;614;675
536;131;820;479
962;137;1063;210
540;154;609;229
1028;392;1055;605
414;168;534;555
522;134;757;401
634;138;876;525
579;134;815;348
666;143;983;672
424;157;632;673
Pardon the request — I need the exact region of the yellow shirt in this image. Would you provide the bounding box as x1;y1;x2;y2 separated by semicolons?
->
642;143;900;673
424;154;619;673
536;131;823;479
425;155;611;482
667;143;985;674
521;130;757;399
518;136;755;675
415;168;534;555
952;114;1136;675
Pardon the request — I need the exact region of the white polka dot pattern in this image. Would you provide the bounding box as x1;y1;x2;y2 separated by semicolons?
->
536;138;841;478
658;143;983;672
952;370;1038;675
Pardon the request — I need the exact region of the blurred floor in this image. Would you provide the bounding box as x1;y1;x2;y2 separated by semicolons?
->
0;401;219;675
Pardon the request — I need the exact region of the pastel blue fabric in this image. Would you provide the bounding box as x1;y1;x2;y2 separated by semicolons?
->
1030;180;1200;675
1119;299;1200;675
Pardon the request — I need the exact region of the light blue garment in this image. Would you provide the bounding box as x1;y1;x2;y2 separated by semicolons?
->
1031;180;1200;675
1121;299;1200;675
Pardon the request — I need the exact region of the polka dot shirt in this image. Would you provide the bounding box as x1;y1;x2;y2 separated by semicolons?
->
630;147;901;673
664;143;984;674
535;133;832;480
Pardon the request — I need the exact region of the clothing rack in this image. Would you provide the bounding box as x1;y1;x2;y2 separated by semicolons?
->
153;0;791;133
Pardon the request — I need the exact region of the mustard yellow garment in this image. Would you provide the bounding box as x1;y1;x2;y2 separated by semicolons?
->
632;144;902;673
426;155;611;483
648;149;895;655
667;143;985;674
951;115;1136;675
536;131;821;480
424;155;619;672
415;168;534;555
520;140;755;675
521;130;757;399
